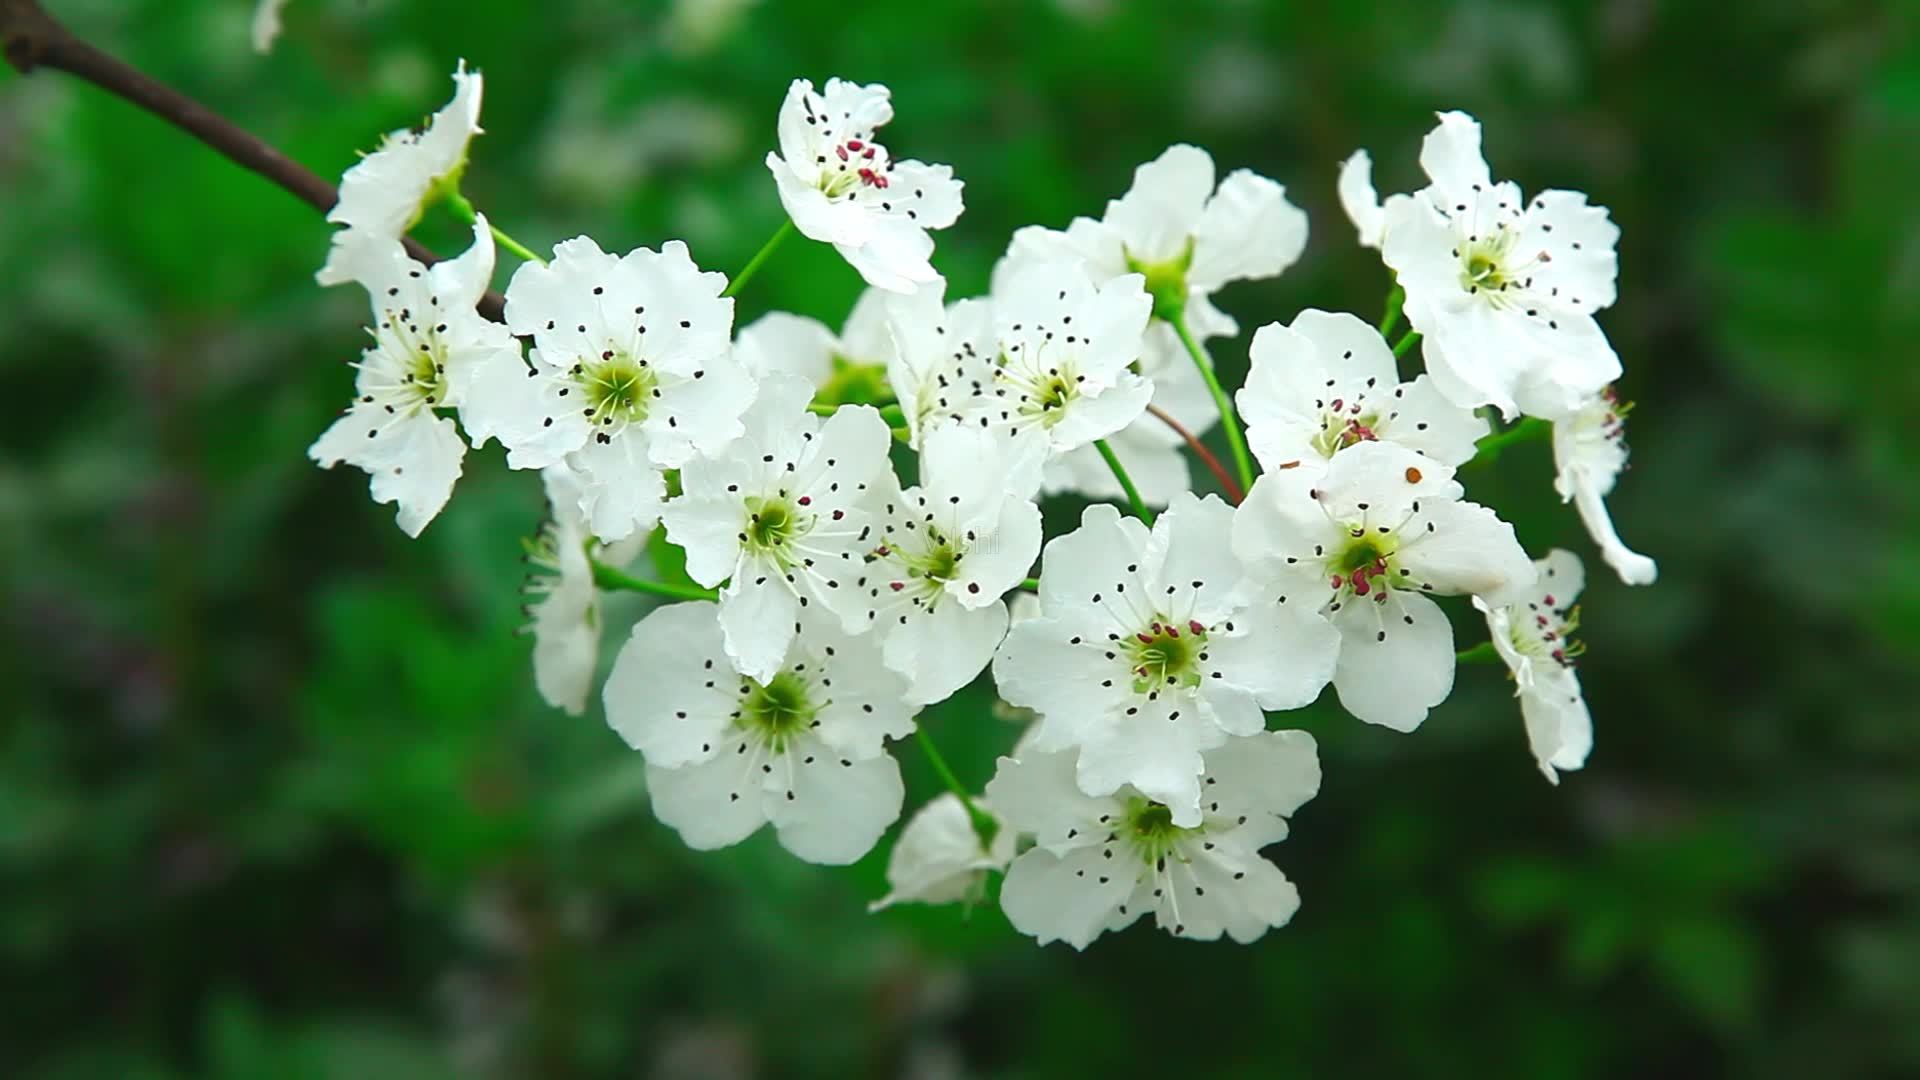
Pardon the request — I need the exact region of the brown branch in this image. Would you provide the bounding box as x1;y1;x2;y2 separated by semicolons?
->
1147;403;1243;504
1;0;507;322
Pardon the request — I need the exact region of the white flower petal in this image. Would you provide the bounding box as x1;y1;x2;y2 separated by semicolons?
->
1103;144;1216;265
771;746;904;864
1338;149;1386;249
309;406;465;538
1187;168;1308;292
718;571;802;684
999;844;1142;950
1330;590;1454;732
603;601;736;766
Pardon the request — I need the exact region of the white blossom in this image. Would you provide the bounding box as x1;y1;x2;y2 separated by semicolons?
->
868;793;1015;912
1002;143;1307;327
1553;388;1657;585
733;286;895;401
766;78;964;292
522;467;646;715
604;601;913;864
661;375;893;682
1233;441;1535;732
309;220;518;536
993;496;1338;824
1474;549;1593;783
964;258;1154;452
987;731;1320;948
1378;111;1622;419
1236;309;1487;484
317;61;483;286
463;236;750;542
995;145;1298;501
858;424;1045;705
882;280;999;448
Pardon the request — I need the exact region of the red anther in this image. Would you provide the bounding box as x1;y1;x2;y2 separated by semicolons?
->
1330;574;1344;589
863;147;876;159
875;545;890;556
798;495;812;506
1166;626;1180;638
1536;614;1550;627
1543;594;1556;606
1188;620;1206;636
889;581;905;592
836;146;850;161
831;509;844;520
1329;398;1344;412
1551;648;1565;663
1136;632;1155;645
846;139;864;151
1353;577;1371;597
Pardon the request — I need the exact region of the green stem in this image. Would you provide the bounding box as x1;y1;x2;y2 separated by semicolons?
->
1019;577;1039;592
446;191;546;266
722;219;797;299
1094;439;1154;525
1457;641;1501;664
1170;312;1256;494
914;726;999;848
808;401;908;427
590;560;718;602
1467;416;1552;467
1392;329;1421;359
1380;284;1405;337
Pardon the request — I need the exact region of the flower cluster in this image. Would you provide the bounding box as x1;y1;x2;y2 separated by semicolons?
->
309;72;1659;948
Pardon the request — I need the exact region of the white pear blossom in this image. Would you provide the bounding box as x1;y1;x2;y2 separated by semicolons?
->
1002;143;1307;331
317;61;483;286
309;220;518;537
995;144;1297;502
522;467;647;715
661;375;893;682
463;236;750;542
964;259;1154;452
868;793;1016;912
733;286;895;402
766;78;964;292
1553;388;1657;585
987;731;1320;948
857;424;1044;705
882;281;1000;448
604;602;913;864
1236;309;1486;483
1474;549;1593;783
1376;111;1622;419
1233;441;1535;732
1336;150;1396;250
993;496;1338;824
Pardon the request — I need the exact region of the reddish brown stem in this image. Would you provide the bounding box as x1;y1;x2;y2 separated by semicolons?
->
1147;403;1243;504
1;0;507;322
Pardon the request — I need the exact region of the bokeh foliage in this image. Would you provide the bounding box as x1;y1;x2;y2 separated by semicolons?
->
3;0;1918;1076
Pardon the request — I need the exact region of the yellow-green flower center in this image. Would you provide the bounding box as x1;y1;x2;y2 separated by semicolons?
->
739;671;815;745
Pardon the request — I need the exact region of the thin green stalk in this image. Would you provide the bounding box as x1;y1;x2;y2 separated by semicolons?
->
1380;284;1405;337
1457;641;1501;664
445;191;546;266
809;401;907;427
722;219;797;299
1094;439;1154;525
1169;312;1255;494
1019;577;1039;592
915;727;998;848
590;560;717;602
1468;416;1552;467
1392;329;1421;359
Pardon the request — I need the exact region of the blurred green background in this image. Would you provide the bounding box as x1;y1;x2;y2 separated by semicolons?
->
4;0;1919;1076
